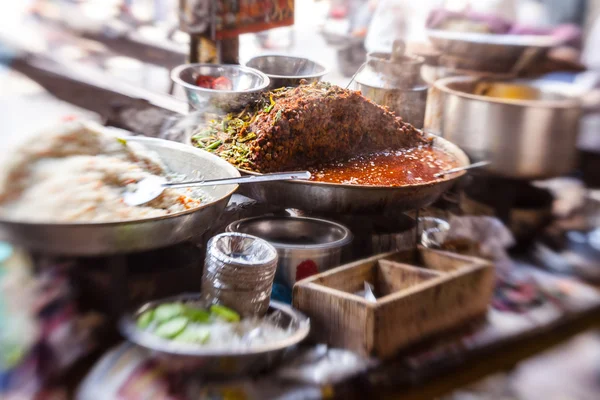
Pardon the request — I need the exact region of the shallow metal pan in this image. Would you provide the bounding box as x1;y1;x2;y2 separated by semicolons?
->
0;137;240;256
234;133;470;214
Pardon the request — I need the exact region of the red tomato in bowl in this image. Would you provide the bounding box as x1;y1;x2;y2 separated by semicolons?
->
195;75;215;88
212;76;233;90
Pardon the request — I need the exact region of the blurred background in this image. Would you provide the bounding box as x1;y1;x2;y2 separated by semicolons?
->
2;1;600;399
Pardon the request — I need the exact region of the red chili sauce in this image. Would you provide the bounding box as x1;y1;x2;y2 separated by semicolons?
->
309;146;458;186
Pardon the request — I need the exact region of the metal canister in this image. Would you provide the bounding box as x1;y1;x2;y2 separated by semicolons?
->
226;216;353;288
201;232;278;316
355;41;428;128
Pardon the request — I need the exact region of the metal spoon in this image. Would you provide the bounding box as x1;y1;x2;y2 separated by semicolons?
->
124;171;311;206
434;161;491;178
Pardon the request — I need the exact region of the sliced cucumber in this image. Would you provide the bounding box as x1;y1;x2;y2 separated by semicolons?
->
184;307;211;323
210;304;241;322
175;327;211;344
153;303;185;323
136;310;155;329
154;316;188;339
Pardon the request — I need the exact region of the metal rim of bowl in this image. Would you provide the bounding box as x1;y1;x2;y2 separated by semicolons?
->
120;295;310;357
245;55;329;80
426;29;562;47
435;76;583;109
171;63;271;94
367;52;425;67
226;216;353;250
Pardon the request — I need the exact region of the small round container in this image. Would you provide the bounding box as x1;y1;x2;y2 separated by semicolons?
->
245;55;328;90
202;232;278;316
227;216;352;287
171;63;270;112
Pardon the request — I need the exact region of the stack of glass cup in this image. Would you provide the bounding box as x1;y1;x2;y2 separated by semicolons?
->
201;232;278;316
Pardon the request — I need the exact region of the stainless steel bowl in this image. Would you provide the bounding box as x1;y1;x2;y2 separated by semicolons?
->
0;137;240;255
171;63;270;112
227;216;352;287
120;294;310;376
426;29;559;73
245;55;328;90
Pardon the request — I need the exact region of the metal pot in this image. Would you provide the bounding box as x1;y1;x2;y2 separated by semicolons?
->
355;41;428;128
226;216;352;288
422;64;515;135
435;76;585;180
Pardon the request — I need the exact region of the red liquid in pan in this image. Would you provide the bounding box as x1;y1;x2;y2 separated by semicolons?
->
309;146;458;186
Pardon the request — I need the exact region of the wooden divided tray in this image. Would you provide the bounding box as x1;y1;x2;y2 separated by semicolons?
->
292;247;495;359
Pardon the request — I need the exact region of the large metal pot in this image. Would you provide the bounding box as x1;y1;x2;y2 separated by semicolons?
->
435;76;584;180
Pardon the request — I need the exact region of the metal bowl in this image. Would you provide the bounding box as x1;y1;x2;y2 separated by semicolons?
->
245;55;328;90
0;137;240;255
120;294;310;376
171;63;270;112
226;216;352;287
426;29;560;73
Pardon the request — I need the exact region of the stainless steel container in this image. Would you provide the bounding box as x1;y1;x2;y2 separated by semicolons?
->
245;55;328;90
422;64;514;135
171;63;270;112
226;216;352;288
435;76;583;180
355;41;428;128
202;233;278;316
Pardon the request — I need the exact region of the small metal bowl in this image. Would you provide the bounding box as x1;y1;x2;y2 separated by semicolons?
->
120;294;309;376
227;216;352;287
171;63;270;112
245;55;328;90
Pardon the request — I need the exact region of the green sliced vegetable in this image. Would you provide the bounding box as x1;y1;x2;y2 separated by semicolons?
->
117;137;127;146
210;304;241;322
206;140;222;150
154;316;188;339
136;310;155;329
153;303;185;323
175;327;211;344
184;307;211;323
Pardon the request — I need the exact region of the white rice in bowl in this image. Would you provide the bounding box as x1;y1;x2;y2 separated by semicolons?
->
0;122;203;223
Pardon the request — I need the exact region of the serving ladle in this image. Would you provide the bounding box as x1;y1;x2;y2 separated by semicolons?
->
124;171;311;207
